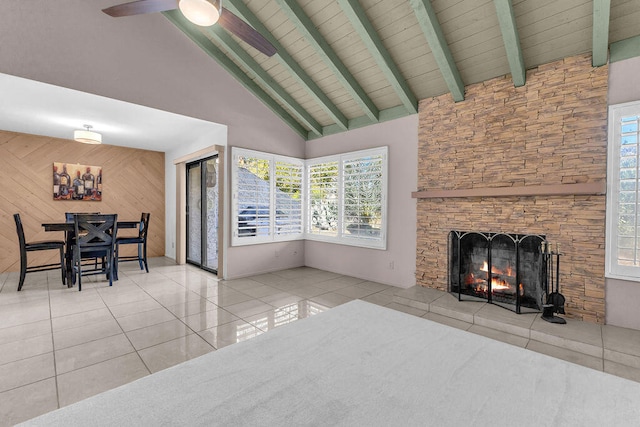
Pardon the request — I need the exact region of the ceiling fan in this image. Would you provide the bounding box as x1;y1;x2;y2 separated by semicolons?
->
102;0;276;56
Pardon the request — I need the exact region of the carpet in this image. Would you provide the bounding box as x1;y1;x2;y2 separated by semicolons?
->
22;300;640;426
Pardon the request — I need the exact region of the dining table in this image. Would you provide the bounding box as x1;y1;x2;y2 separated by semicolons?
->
42;219;141;286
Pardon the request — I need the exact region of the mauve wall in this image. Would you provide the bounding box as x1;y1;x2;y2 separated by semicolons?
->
224;140;306;279
606;56;640;330
0;2;300;146
304;115;418;288
0;1;305;280
608;56;640;105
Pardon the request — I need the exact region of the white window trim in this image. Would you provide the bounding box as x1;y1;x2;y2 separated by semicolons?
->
305;155;340;244
231;148;304;246
231;146;388;250
606;100;640;281
305;147;388;250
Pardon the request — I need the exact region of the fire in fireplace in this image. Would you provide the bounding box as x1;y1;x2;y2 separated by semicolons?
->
448;231;546;314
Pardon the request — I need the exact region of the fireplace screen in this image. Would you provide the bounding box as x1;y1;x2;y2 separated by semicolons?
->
448;231;546;314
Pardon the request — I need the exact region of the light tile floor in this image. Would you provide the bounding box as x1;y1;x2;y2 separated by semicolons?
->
1;258;640;425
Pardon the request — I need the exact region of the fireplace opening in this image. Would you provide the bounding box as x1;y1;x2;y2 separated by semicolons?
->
448;231;546;314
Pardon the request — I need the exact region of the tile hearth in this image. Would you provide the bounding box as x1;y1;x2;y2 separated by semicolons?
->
0;258;639;425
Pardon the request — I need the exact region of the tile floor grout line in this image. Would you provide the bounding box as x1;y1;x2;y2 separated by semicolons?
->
600;324;605;372
47;276;62;411
93;270;154;378
4;259;640;425
123;267;220;362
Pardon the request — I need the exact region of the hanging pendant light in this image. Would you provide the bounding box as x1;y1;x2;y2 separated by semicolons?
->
179;0;221;27
74;124;102;145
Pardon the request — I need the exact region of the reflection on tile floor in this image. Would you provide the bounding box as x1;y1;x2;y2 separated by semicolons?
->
1;257;640;425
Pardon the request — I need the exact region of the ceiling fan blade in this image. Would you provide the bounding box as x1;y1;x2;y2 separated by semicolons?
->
102;0;178;17
219;7;277;57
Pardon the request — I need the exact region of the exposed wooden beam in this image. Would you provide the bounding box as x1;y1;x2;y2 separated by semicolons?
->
337;0;417;114
275;0;380;122
592;0;611;67
493;0;525;87
307;105;409;140
208;25;323;136
610;35;640;63
225;2;349;131
409;0;465;102
162;10;308;139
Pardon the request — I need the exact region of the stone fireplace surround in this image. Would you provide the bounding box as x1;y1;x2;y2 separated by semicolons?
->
414;54;608;323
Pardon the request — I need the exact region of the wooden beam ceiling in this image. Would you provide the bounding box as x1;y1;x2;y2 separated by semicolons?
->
162;10;308;139
337;0;417;114
275;0;380;122
160;0;638;141
493;0;526;87
208;25;323;136
408;0;465;102
592;0;611;67
225;1;349;131
610;35;640;63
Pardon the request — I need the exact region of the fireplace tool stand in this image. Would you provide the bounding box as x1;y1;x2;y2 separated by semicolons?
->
542;244;566;324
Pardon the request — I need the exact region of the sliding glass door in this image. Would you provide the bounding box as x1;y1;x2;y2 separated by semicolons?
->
186;155;219;273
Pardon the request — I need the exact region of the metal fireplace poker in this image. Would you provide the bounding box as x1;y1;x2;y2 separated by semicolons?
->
541;242;566;324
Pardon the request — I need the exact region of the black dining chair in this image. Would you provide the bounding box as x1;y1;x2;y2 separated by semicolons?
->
14;213;66;291
114;213;150;280
66;212;103;271
72;213;118;291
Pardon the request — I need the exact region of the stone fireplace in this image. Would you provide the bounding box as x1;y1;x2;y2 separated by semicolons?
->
449;231;546;313
413;54;608;323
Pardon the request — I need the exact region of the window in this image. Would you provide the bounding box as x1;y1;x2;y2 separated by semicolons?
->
232;148;303;245
307;159;339;238
607;101;640;280
232;146;387;249
275;160;304;236
306;147;387;249
341;150;385;245
306;147;388;249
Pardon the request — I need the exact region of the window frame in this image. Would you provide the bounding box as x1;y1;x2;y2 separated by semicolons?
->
606;100;640;281
231;146;388;250
305;147;388;250
306;155;340;241
231;148;304;246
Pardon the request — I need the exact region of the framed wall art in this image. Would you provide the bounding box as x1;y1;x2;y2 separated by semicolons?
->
53;162;102;201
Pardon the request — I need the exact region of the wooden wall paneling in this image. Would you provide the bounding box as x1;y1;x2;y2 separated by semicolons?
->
0;131;165;277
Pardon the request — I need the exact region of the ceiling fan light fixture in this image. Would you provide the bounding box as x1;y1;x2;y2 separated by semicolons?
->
74;125;102;145
179;0;220;27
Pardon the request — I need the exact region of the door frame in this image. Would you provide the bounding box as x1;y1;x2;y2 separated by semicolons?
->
173;145;225;278
186;154;219;273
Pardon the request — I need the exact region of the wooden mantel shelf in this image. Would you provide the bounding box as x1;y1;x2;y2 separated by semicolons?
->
411;181;606;199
